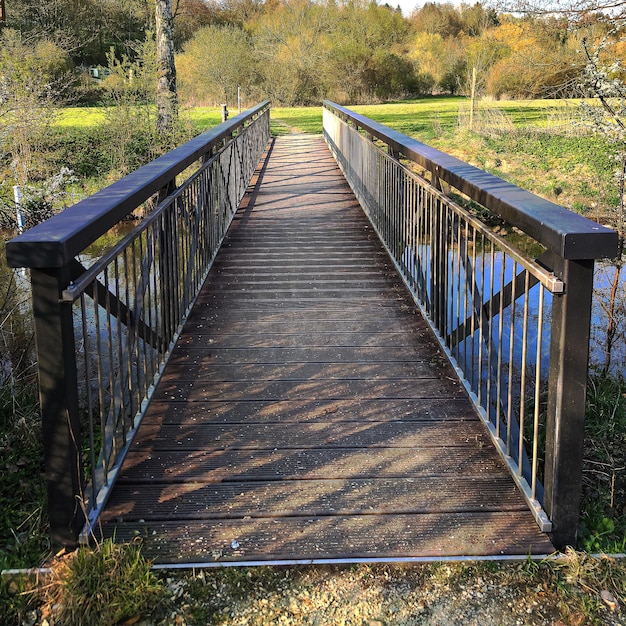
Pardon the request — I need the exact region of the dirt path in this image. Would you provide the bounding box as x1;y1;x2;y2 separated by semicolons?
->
149;556;625;625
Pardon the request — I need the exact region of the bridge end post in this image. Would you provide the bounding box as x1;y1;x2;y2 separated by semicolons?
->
544;257;594;549
31;266;85;547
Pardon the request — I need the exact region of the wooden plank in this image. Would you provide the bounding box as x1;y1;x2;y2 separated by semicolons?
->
192;288;404;301
116;447;508;483
153;378;464;402
103;476;530;521
175;332;441;350
140;398;479;425
194;297;413;311
166;346;442;365
182;319;428;336
159;361;451;382
99;513;554;563
130;419;490;450
185;309;422;323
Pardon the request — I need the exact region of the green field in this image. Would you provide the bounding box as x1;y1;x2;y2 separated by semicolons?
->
56;97;586;138
57;105;224;130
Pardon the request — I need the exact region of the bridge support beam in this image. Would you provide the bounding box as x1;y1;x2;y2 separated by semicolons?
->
544;257;594;549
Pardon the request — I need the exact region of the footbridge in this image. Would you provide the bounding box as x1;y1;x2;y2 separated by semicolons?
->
7;101;618;564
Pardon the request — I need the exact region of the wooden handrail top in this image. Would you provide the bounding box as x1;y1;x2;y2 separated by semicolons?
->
324;100;619;261
6;101;271;269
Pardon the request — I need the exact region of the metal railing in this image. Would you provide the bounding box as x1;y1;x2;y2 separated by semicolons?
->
323;101;619;548
6;102;271;546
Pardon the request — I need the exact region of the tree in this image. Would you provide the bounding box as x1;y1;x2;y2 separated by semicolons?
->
251;0;334;105
462;29;507;129
410;2;462;37
0;29;71;186
101;37;160;175
177;24;256;105
172;0;228;48
5;0;153;66
155;0;178;136
0;29;77;227
484;18;585;98
5;0;100;60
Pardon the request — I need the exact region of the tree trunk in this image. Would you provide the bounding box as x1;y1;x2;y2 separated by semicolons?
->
155;0;178;136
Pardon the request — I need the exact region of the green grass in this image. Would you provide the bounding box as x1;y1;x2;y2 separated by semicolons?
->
0;385;49;625
48;540;164;626
57;98;605;213
269;105;323;134
186;107;227;131
56;106;108;128
57;105;225;132
350;96;580;138
55;97;586;136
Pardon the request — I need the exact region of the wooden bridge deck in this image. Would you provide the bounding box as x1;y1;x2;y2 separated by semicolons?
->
98;134;554;564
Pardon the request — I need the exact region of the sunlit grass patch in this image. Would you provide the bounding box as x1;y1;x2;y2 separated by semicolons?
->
43;540;166;626
187;106;225;131
56;106;108;128
270;105;323;134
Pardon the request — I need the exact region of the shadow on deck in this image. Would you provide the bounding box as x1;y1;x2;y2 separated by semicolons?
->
97;134;554;565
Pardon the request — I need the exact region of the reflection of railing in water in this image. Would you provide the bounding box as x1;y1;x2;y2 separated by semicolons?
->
6;102;271;546
323;100;619;547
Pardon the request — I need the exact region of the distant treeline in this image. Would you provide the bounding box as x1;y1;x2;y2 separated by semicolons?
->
4;0;624;105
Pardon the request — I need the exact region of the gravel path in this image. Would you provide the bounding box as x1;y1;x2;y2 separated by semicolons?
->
149;557;625;625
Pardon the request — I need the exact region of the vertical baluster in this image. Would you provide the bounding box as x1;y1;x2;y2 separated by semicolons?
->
519;271;531;477
122;246;134;423
485;241;495;424
495;250;506;438
80;294;97;508
469;226;478;393
459;220;473;376
92;272;107;487
506;260;518;456
113;257;126;444
531;286;545;501
477;232;486;407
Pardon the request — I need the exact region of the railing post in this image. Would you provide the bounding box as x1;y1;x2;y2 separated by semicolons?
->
543;257;595;548
158;180;178;348
31;266;84;546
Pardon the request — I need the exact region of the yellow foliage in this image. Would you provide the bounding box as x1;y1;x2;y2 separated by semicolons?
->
490;22;537;54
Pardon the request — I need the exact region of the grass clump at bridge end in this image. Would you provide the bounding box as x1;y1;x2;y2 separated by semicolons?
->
2;539;166;626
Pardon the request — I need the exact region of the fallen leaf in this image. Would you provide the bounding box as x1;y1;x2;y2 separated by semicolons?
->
600;590;619;612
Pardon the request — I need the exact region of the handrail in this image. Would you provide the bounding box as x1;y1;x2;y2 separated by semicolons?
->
6;101;271;269
4;102;271;547
323;101;618;261
322;101;617;548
